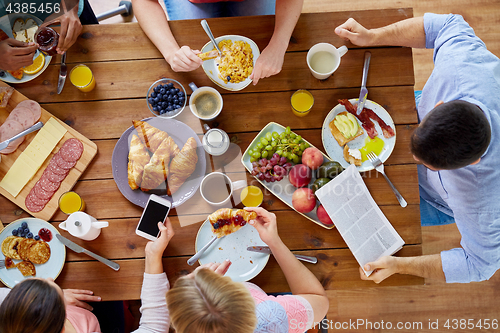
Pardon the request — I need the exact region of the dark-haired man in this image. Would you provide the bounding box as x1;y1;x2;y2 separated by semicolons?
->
335;14;500;283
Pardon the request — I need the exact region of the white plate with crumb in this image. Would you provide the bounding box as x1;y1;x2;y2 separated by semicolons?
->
200;35;260;91
322;99;396;172
195;218;269;282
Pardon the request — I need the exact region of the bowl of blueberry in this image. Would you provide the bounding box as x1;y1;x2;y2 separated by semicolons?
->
147;78;187;118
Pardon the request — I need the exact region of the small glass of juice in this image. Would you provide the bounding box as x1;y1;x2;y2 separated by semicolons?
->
59;191;86;214
70;64;96;92
240;185;263;207
291;89;314;117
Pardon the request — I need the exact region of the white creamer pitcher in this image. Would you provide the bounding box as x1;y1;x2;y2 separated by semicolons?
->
59;212;108;241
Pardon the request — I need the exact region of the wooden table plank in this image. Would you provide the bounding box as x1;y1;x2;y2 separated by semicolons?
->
60;9;414;63
57;244;423;301
17;48;414;103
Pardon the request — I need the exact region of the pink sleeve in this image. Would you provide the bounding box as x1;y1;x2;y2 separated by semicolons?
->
66;305;101;333
244;283;315;333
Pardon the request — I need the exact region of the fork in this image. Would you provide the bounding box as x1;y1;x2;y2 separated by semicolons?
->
0;260;5;269
367;152;407;207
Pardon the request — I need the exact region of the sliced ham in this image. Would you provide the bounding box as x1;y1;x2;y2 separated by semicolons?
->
6;106;35;128
0;119;25;154
17;100;41;123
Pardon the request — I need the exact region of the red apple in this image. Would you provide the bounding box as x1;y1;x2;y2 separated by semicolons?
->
288;164;312;188
301;147;324;170
316;204;333;225
292;188;316;213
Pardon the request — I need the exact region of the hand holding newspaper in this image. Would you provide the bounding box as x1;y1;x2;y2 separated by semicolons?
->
315;165;404;276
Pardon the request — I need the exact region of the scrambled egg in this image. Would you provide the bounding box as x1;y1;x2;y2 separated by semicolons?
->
215;40;253;84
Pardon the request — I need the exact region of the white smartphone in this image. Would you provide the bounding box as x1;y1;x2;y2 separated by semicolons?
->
135;194;171;241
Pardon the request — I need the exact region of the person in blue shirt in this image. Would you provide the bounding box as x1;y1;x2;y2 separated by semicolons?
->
334;13;500;283
0;0;97;71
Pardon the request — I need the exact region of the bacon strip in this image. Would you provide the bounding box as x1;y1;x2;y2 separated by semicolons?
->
338;99;395;139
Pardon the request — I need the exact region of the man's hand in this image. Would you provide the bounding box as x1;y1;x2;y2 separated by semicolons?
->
250;44;285;85
359;256;400;283
244;207;281;246
167;46;202;72
42;0;82;54
63;289;101;311
0;39;37;70
334;18;373;46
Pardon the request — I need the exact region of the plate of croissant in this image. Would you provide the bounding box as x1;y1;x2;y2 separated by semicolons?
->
112;117;206;208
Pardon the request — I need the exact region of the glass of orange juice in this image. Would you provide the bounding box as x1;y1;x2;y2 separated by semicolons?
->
59;191;86;214
291;89;314;117
240;186;263;207
70;64;96;92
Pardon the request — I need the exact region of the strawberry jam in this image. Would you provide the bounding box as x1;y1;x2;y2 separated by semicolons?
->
38;228;52;242
35;27;59;56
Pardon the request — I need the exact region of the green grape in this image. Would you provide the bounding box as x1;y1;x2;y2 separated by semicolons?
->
285;126;291;134
290;133;296;139
271;141;277;147
292;146;299;153
285;152;292;159
299;143;306;151
297;150;303;156
261;151;268;158
281;138;288;144
252;152;261;159
290;153;298;160
293;139;300;144
256;143;263;150
269;149;276;156
265;145;273;151
279;132;286;140
265;132;272;141
248;149;254;156
250;157;257;162
296;135;302;141
292;155;300;164
303;142;310;149
276;149;283;156
272;132;279;139
260;138;269;145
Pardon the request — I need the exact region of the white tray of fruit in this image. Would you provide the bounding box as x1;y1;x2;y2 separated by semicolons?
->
241;122;345;229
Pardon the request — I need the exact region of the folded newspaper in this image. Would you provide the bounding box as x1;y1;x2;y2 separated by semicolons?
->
315;165;404;276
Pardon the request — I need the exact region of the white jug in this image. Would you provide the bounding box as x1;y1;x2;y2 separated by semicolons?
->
59;212;108;241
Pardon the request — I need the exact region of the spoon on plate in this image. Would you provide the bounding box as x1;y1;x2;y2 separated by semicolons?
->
201;20;222;56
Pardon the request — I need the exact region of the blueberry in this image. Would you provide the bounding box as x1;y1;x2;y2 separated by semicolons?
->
178;91;185;97
17;227;23;234
168;88;174;94
173;88;179;93
179;97;185;103
12;229;18;236
153;97;159;103
24;227;29;233
154;86;160;93
213;222;219;229
153;106;158;112
151;92;157;98
159;88;166;95
167;95;173;101
227;76;231;82
148;98;154;104
166;82;174;89
166;106;173;111
0;71;5;78
27;232;33;239
34;235;40;241
21;222;28;229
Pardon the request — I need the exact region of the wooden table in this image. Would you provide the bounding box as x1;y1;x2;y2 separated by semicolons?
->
0;8;423;300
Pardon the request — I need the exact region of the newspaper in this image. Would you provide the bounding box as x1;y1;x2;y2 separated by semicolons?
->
315;165;404;275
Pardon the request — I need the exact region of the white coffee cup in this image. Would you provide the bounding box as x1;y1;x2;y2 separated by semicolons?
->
188;83;223;121
200;172;246;207
307;43;348;80
59;212;108;241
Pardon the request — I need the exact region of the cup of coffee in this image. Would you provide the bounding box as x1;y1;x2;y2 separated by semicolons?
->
200;172;246;207
306;43;348;80
188;83;223;121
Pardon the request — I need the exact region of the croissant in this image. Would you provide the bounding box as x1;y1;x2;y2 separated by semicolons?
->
141;136;180;191
166;137;198;195
208;208;257;238
132;120;169;153
127;134;151;190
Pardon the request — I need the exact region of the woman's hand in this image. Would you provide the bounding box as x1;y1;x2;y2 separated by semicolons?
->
250;43;285;85
144;218;174;274
244;207;281;247
63;289;101;311
0;39;37;70
167;46;202;72
188;260;232;278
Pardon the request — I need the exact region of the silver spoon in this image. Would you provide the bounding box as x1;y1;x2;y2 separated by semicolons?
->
201;20;222;55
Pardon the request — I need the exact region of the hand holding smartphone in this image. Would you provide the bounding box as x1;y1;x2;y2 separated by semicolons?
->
136;194;172;241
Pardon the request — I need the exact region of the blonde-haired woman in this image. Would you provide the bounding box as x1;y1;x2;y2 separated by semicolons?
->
167;207;329;333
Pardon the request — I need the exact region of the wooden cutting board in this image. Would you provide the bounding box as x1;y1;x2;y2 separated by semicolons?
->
0;81;97;221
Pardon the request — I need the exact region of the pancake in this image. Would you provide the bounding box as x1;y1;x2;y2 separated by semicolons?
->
27;241;51;264
1;236;16;257
16;261;36;277
4;236;23;260
18;238;37;260
5;257;16;269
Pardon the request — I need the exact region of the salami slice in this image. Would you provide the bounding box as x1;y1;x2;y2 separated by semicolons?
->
0;119;25;154
43;169;67;183
47;157;69;176
7;106;35;129
33;182;56;200
25;195;45;213
25;191;49;211
17;100;42;123
60;138;84;162
54;152;77;169
39;175;61;192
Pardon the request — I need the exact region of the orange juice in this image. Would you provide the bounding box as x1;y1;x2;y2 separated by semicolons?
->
291;90;314;117
240;186;263;207
70;65;96;92
59;191;85;214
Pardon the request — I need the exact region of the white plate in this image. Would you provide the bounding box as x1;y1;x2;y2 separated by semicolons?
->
241;122;336;230
0;14;52;84
0;218;66;288
321;99;396;172
201;35;260;91
195;218;269;282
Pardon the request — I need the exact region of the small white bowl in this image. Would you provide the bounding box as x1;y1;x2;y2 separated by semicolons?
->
146;78;187;119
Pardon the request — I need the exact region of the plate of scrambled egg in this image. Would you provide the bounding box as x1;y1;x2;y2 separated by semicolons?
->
200;35;260;91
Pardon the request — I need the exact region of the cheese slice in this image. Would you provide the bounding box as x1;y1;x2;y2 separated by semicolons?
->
0;118;67;197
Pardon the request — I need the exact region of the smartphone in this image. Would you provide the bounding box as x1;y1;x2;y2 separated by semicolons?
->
135;194;171;241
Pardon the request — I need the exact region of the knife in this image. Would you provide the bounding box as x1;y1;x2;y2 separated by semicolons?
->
56;234;120;271
57;53;67;94
0;121;43;152
247;246;318;264
356;51;371;115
